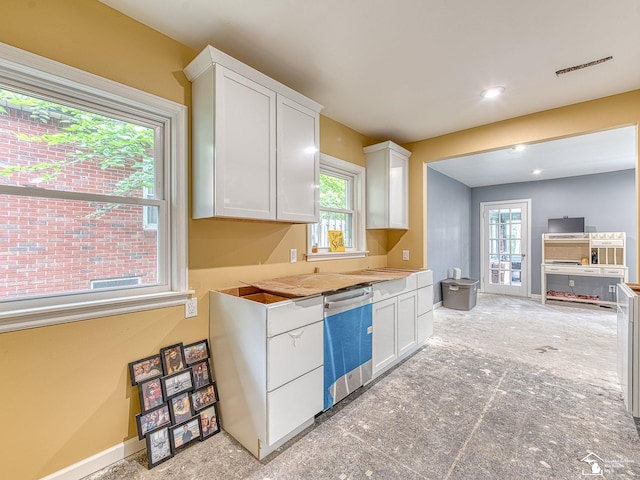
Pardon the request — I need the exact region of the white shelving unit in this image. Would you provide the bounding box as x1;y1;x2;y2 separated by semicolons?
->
541;232;628;307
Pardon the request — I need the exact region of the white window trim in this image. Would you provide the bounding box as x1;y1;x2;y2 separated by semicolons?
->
0;42;190;333
306;153;367;261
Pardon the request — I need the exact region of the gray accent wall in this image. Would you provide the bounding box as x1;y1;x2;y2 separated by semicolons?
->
427;168;636;301
427;168;471;303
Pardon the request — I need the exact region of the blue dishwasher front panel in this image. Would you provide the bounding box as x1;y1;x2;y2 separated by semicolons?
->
323;303;373;410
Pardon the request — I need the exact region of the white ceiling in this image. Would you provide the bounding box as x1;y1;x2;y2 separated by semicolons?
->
429;126;637;187
99;0;640;185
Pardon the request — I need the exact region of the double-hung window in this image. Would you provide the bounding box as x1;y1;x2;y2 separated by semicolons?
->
307;153;366;260
0;43;188;332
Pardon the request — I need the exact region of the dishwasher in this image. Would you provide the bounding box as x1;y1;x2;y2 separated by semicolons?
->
323;286;373;410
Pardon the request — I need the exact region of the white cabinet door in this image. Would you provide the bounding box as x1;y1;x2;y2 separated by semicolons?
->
388;148;408;229
364;141;410;229
276;95;319;222
397;291;417;358
372;297;397;375
215;66;277;220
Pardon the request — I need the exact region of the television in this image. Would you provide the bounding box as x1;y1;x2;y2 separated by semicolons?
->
547;217;585;234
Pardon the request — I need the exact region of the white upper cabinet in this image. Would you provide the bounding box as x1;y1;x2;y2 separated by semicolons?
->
185;45;322;222
364;141;411;229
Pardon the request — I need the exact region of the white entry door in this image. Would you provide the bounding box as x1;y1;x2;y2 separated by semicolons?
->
481;200;531;296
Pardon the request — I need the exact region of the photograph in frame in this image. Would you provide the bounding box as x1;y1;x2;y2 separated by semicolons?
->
146;426;173;469
160;343;186;375
183;339;210;365
198;402;220;439
138;377;164;413
190;382;218;411
136;403;171;440
169;391;193;424
170;416;201;451
192;359;212;389
161;368;194;398
128;353;163;386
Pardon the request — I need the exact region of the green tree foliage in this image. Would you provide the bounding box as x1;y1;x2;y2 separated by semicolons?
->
0;88;154;196
319;173;347;209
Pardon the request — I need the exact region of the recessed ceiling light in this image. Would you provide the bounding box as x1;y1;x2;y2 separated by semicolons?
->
531;169;542;175
481;86;505;99
512;144;526;152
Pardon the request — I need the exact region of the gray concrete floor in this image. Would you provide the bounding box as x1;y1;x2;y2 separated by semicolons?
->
85;294;640;479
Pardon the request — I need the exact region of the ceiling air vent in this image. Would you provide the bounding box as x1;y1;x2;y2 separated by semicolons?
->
555;56;613;76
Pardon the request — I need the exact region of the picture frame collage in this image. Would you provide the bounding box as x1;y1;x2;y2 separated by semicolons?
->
129;339;220;469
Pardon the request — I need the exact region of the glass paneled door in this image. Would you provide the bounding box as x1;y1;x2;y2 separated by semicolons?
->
481;200;530;296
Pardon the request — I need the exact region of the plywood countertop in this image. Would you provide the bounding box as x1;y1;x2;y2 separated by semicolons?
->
247;268;419;298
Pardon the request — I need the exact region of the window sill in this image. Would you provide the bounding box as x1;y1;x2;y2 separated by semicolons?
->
305;251;367;262
0;290;194;333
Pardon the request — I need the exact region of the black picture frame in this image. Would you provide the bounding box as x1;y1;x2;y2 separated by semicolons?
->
161;368;194;398
183;339;210;365
160;343;186;375
136;403;171;440
169;391;193;424
128;353;163;386
138;377;165;413
198;402;221;439
192;359;212;389
169;416;201;451
146;425;173;469
190;382;218;411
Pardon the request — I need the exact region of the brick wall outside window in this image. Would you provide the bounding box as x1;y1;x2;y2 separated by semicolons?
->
0;106;158;300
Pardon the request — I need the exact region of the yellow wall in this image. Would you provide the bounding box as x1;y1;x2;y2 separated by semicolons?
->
0;2;386;479
1;1;638;479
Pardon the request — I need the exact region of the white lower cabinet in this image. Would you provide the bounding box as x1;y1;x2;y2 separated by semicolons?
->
209;288;323;460
372;270;433;379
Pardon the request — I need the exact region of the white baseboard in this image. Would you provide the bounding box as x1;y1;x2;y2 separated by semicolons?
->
433;300;443;309
40;437;145;480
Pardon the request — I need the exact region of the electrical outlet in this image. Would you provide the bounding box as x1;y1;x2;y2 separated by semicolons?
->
290;248;297;263
185;298;198;318
402;250;409;261
609;285;617;293
569;279;575;287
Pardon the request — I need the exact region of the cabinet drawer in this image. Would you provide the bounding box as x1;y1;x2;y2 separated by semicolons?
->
591;239;624;247
416;270;433;289
417;285;433;316
545;266;600;276
417;310;433;344
266;295;323;337
603;268;626;278
267;320;323;391
267;366;323;446
372;276;417;302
